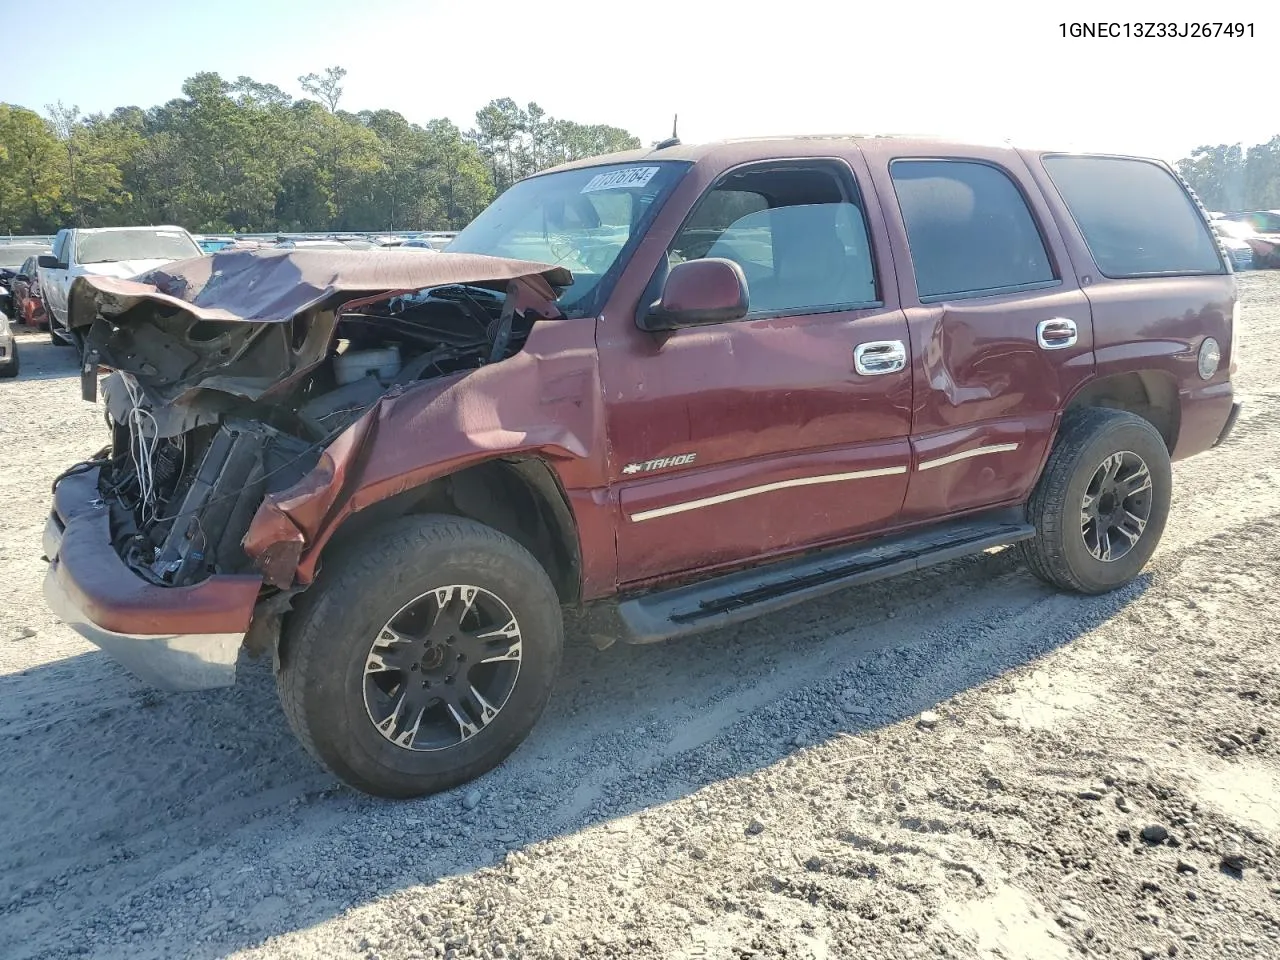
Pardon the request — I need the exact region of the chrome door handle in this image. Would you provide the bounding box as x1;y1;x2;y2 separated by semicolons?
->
854;340;907;375
1037;318;1078;350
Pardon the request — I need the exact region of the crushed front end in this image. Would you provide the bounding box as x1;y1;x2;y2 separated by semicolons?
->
44;248;568;690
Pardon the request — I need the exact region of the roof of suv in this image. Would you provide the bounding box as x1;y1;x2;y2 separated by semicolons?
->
538;135;1029;175
535;135;1183;180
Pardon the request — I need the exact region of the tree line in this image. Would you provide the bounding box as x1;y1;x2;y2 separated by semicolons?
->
0;66;640;236
1176;136;1280;213
8;67;1275;236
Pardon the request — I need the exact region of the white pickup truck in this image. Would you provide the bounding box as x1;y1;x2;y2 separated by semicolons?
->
37;226;203;345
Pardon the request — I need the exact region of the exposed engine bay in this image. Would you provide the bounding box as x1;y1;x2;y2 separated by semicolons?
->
70;253;567;589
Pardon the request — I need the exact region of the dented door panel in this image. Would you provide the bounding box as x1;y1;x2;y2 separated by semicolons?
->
857;140;1095;521
897;287;1093;520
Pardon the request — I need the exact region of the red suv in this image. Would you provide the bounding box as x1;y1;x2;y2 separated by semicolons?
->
44;137;1240;797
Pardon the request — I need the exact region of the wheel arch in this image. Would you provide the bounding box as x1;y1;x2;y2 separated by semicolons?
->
319;456;584;605
1062;370;1180;452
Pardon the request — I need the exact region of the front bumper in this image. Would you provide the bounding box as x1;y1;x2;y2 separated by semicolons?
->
43;468;262;691
0;332;14;366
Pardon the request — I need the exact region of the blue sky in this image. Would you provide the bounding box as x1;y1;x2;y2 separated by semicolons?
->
3;0;1274;163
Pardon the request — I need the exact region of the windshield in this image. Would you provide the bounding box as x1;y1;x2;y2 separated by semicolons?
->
0;245;49;270
448;161;688;316
75;229;201;265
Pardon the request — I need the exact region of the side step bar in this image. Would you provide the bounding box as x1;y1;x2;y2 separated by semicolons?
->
617;508;1034;643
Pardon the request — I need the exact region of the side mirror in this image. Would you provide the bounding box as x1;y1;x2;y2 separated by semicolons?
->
640;257;749;332
37;254;63;270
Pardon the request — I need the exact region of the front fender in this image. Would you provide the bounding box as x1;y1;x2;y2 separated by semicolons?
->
241;317;607;587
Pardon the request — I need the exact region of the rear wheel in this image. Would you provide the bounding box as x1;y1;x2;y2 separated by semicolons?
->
1021;408;1171;594
278;515;564;798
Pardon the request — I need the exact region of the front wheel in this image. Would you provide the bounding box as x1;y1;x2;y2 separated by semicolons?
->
1021;408;1172;594
278;515;564;798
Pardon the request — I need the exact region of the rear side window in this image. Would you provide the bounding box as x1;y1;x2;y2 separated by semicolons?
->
891;160;1056;301
1043;156;1224;278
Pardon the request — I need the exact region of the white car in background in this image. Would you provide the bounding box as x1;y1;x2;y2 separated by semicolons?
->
0;305;16;378
1210;219;1256;271
37;226;202;345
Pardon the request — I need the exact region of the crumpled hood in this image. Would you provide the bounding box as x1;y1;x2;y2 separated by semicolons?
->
67;248;572;330
70;248;573;406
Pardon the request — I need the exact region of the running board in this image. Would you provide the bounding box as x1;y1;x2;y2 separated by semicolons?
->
616;509;1034;643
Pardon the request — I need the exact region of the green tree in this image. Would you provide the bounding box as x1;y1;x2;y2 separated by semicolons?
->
0;104;64;232
1178;138;1280;213
1243;137;1280;210
1;72;644;234
298;66;347;113
467;99;641;195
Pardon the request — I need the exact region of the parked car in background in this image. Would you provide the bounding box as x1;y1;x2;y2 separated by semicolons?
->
1252;237;1280;269
1211;219;1256;270
196;235;237;253
0;310;17;378
46;136;1239;798
273;236;378;251
1222;209;1280;232
1220;210;1280;268
38;226;203;345
0;241;52;270
0;244;47;332
10;255;50;328
0;241;52;303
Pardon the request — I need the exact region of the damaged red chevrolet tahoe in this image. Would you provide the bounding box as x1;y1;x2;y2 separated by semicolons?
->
45;137;1241;797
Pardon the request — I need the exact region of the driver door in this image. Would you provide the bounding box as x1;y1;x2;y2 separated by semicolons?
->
599;156;914;586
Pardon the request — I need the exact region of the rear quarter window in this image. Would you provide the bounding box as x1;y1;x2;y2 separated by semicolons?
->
1042;155;1224;278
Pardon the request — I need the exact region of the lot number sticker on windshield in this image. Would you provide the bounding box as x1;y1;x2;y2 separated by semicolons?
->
581;166;660;194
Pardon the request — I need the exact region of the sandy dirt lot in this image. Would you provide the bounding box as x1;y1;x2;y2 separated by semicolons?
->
1;275;1278;960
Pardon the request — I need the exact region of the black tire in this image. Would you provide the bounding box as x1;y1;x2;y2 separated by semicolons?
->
1021;408;1171;594
278;514;564;798
49;322;70;346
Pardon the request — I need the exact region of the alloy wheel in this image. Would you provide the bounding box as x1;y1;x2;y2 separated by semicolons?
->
363;584;522;751
1080;451;1153;563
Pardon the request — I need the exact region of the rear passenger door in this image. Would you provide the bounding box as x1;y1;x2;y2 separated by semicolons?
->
860;146;1095;520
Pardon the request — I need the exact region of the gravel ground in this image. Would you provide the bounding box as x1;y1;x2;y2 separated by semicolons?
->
2;275;1279;960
